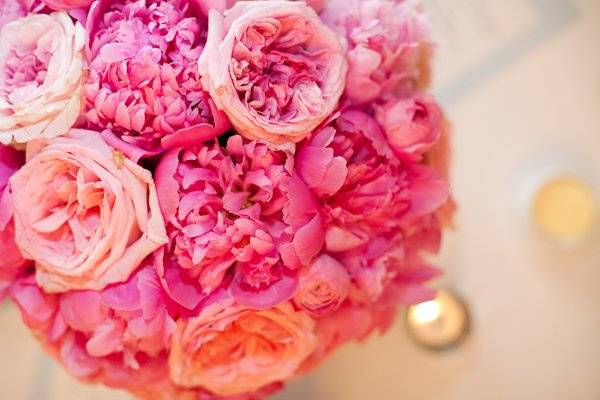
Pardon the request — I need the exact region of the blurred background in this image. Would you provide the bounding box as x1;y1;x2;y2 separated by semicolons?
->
2;0;600;398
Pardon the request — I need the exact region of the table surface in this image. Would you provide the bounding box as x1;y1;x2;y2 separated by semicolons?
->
2;0;600;399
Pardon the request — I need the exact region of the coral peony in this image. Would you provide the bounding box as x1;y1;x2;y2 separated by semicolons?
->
321;0;430;104
84;0;229;160
294;109;448;302
169;297;317;397
199;0;347;145
9;130;167;292
0;144;26;299
9;260;177;394
0;12;86;144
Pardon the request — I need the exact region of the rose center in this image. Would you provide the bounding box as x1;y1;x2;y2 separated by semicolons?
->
31;163;107;262
1;40;52;104
231;16;329;123
195;314;287;368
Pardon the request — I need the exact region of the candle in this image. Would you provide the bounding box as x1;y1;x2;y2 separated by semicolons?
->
531;175;598;244
405;289;469;351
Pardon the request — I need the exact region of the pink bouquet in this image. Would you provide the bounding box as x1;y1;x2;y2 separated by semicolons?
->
0;0;454;398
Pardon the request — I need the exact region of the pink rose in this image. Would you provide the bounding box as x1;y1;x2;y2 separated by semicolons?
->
375;93;442;158
9;130;168;292
322;0;430;104
293;254;349;317
199;1;347;145
0;12;86;145
169;297;317;396
0;144;26;298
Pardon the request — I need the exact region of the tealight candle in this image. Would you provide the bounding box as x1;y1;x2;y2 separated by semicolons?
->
405;289;469;351
531;175;598;244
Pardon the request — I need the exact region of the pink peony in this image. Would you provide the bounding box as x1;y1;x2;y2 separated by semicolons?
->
155;135;314;311
83;0;229;160
292;254;349;317
294;109;448;302
321;0;430;104
375;93;442;159
169;297;317;397
0;144;26;299
9;260;177;395
0;12;86;145
9;130;167;293
198;0;347;146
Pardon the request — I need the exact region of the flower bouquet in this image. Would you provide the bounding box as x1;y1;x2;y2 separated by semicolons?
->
0;0;454;398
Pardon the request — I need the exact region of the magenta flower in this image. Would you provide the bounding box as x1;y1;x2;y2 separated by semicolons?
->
322;0;430;104
295;109;448;302
155;135;310;311
84;0;229;160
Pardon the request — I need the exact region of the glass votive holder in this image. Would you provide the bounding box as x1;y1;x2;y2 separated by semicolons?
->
405;289;470;351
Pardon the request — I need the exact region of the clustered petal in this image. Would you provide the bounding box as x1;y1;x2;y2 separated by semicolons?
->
155;135;302;311
84;0;229;158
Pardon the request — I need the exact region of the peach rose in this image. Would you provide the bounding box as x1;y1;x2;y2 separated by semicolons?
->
198;0;347;146
9;130;167;292
169;298;317;397
0;12;85;145
374;93;442;158
293;254;350;317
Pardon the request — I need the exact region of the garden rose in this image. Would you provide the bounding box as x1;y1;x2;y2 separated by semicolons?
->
84;0;229;159
375;93;442;158
9;130;167;292
199;0;347;145
0;12;85;145
169;298;317;396
322;0;430;104
292;254;349;317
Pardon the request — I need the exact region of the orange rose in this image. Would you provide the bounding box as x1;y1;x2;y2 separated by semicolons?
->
169;298;317;397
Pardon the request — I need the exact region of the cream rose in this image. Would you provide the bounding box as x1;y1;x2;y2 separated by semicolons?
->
169;298;318;397
0;12;85;145
9;130;167;292
198;0;347;146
